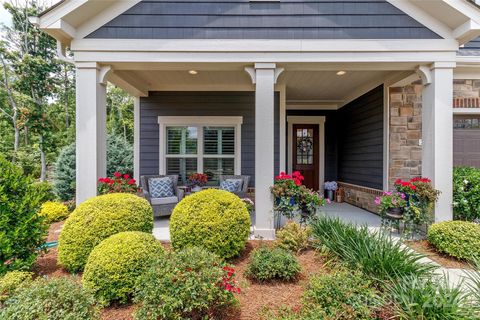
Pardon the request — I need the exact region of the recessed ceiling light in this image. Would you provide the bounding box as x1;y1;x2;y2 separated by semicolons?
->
189;70;198;75
337;71;347;76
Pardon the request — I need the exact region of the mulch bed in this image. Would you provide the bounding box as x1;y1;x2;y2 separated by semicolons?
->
32;223;380;320
405;240;472;269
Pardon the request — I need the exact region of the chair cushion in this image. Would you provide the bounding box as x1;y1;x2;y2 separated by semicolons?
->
220;179;243;192
151;196;179;206
148;177;175;198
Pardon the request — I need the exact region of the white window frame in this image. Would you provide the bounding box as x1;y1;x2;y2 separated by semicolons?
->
158;116;243;176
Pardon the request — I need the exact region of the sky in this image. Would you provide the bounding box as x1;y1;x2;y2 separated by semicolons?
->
0;0;60;27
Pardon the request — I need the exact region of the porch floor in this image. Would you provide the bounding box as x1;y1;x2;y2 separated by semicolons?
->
152;203;381;241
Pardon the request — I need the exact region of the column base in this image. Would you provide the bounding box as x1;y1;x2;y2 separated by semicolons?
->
252;227;276;240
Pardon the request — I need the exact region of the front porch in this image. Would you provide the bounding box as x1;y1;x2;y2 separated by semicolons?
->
152;202;382;241
74;57;455;240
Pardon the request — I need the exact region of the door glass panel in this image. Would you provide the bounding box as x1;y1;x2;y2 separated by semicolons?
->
296;128;314;165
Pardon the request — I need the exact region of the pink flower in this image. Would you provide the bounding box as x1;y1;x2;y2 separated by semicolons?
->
374;197;381;205
326;198;331;204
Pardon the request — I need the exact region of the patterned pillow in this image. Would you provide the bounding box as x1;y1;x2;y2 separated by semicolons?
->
220;179;242;193
148;177;175;198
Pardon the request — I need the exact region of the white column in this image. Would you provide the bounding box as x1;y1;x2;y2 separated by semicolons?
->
421;62;455;222
246;63;284;239
75;62;107;205
133;97;140;182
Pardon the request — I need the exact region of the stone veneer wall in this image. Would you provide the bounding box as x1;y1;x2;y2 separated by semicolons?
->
453;79;480;108
338;182;382;213
388;85;423;190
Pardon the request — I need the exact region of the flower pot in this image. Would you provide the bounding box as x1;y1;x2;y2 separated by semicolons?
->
327;190;335;201
386;207;404;218
191;186;202;192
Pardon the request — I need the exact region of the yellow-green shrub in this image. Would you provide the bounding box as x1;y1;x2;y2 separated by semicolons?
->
276;222;312;253
83;231;164;305
38;201;69;223
170;189;250;259
58;193;153;273
428;221;480;261
0;271;34;302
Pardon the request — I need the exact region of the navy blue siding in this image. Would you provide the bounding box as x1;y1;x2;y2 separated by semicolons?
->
88;0;440;39
463;37;480;49
139;91;279;186
337;85;384;189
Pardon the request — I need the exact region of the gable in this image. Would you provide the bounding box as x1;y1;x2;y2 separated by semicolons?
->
86;0;441;40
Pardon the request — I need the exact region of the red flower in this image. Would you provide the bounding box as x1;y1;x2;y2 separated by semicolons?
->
114;172;122;178
128;179;136;185
123;174;130;180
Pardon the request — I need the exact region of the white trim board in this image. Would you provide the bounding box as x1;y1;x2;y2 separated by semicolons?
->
287;116;326;191
157;116;243;176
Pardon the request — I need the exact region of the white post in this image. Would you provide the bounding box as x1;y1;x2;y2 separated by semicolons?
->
245;63;284;239
75;62;107;205
134;97;140;182
421;62;455;222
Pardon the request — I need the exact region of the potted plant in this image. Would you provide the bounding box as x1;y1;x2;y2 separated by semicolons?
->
98;172;138;195
297;186;327;223
187;173;208;192
324;181;338;201
375;191;407;222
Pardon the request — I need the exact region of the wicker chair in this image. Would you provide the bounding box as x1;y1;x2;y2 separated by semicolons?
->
140;175;185;217
219;175;250;198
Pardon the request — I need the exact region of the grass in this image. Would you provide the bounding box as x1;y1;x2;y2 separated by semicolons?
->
309;216;436;282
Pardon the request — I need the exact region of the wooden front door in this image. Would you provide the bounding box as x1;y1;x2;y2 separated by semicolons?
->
292;124;319;190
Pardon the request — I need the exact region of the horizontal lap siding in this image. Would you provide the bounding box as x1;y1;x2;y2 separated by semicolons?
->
88;0;439;39
337;85;384;189
140;91;279;186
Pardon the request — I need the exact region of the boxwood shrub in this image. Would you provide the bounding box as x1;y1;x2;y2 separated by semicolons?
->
0;156;48;274
134;247;238;320
245;247;301;282
170;189;250;259
0;271;34;302
58;193;153;273
428;221;480;261
38;201;69;224
0;277;99;320
83;231;165;305
453;166;480;221
275;221;312;253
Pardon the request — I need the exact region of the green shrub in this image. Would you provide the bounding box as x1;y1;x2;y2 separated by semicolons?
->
58;193;153;273
170;189;250;259
0;277;99;320
275;222;312;253
303;269;379;320
54;136;134;201
310;216;435;282
0;271;34;302
428;221;480;261
32;181;57;203
0;156;48;274
387;275;475;319
83;231;165;305
38;201;69;223
453;166;480;221
245;247;301;282
134;246;238;320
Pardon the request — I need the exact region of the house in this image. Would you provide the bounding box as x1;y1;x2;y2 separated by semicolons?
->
33;0;480;239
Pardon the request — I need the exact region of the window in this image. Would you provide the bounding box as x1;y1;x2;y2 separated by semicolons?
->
159;117;242;185
454;116;480;129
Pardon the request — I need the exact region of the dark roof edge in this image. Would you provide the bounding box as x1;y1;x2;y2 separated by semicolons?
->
38;0;66;17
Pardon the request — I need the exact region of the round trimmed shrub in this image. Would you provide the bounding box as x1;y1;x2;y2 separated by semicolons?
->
245;247;301;282
0;271;34;302
83;231;165;305
0;156;47;274
170;189;250;259
275;221;312;253
0;277;99;320
58;193;153;273
428;221;480;261
38;201;69;223
134;246;238;320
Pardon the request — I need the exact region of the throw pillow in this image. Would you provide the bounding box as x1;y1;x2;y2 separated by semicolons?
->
149;177;175;198
220;179;242;193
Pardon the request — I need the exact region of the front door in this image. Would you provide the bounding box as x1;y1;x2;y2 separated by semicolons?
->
292;124;319;190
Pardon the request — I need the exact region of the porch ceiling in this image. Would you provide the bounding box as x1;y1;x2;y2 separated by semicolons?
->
110;67;404;108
